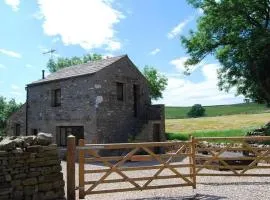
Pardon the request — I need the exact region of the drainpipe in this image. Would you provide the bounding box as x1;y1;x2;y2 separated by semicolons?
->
25;86;28;136
42;70;45;79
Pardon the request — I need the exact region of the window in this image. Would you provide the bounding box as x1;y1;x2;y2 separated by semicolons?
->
116;82;124;101
51;89;61;107
14;123;20;136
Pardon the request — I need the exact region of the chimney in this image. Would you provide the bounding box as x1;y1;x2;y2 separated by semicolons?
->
42;70;45;79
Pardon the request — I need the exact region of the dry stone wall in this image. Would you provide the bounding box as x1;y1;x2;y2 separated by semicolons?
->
0;133;65;200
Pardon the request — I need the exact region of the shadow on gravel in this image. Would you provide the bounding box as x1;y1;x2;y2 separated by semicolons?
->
199;181;270;186
130;193;227;200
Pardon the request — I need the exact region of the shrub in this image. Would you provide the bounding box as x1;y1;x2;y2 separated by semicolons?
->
187;104;206;118
166;133;189;141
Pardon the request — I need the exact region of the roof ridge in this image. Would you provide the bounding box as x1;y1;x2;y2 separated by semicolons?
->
53;54;126;73
28;54;127;86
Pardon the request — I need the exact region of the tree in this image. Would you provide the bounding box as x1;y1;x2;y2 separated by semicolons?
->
143;66;168;100
47;53;102;73
181;0;270;106
187;104;205;118
0;96;22;135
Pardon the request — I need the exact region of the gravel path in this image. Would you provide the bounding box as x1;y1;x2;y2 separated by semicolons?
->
61;160;270;200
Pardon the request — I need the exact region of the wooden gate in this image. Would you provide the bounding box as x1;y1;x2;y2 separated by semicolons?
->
194;136;270;177
66;136;270;200
66;136;196;200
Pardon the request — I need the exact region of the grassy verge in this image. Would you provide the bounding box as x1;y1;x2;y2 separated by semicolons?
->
166;103;269;119
166;129;247;141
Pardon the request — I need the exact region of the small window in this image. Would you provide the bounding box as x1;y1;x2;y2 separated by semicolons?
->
116;82;124;101
14;123;20;136
51;89;61;107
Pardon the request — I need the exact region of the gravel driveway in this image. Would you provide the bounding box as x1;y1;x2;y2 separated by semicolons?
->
61;160;270;200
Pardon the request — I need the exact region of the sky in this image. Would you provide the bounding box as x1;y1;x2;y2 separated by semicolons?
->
0;0;245;106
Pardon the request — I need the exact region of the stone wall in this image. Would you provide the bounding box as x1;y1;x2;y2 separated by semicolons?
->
94;57;151;143
0;134;65;200
27;75;97;144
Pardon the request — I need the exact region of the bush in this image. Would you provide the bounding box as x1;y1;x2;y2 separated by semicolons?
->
187;104;205;118
166;132;189;141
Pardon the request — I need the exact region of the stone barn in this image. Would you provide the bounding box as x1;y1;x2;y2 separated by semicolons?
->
7;55;165;146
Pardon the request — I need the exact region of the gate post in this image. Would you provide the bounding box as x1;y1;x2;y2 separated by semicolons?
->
67;135;76;200
79;139;85;199
191;136;197;189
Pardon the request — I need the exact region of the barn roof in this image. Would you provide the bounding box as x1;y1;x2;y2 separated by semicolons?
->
28;55;127;86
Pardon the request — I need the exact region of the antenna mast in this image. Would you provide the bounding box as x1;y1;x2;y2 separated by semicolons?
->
42;49;56;59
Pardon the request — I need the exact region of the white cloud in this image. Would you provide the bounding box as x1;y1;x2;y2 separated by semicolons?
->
170;56;202;73
105;40;121;51
102;53;115;59
51;37;60;44
149;48;161;56
202;64;218;81
154;63;244;106
11;84;20;90
0;64;6;69
0;48;22;58
10;84;23;96
167;17;193;39
4;0;20;11
37;0;124;51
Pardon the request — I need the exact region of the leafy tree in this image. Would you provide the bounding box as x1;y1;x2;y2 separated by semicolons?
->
181;0;270;106
47;53;102;73
0;96;22;135
143;66;168;100
187;104;206;118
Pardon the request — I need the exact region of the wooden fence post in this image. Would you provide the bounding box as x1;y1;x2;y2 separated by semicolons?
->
191;136;197;189
67;135;76;200
79;139;85;199
188;134;192;180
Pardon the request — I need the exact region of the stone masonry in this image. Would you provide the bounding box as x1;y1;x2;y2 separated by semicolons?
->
7;55;165;147
0;133;65;200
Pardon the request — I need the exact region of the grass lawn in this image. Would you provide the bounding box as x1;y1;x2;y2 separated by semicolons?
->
166;113;270;140
166;103;270;119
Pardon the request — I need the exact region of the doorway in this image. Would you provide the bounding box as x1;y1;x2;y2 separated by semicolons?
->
133;84;140;117
57;126;84;146
153;123;161;153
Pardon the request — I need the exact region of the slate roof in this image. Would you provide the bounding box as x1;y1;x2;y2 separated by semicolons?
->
28;55;127;86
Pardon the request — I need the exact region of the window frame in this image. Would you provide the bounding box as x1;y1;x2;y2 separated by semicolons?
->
51;88;61;107
116;82;124;101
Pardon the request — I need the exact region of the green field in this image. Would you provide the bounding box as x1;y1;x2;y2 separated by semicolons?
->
165;103;270;119
165;112;270;140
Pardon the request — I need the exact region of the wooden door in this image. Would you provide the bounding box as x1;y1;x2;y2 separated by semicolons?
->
153;123;161;153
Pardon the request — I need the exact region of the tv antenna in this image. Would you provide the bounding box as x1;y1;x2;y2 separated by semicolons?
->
42;49;56;59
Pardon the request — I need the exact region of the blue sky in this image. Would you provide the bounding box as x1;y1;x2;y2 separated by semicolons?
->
0;0;244;106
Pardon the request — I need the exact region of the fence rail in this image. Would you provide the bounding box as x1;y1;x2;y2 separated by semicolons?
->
194;136;270;177
66;136;270;200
